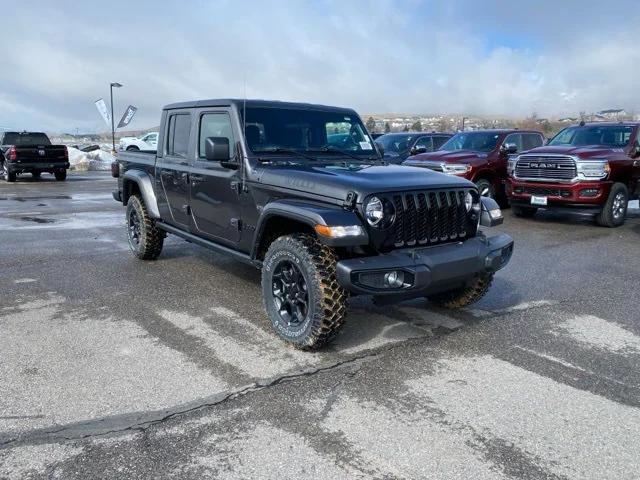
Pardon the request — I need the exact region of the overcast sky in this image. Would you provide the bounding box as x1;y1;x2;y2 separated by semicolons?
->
1;0;639;132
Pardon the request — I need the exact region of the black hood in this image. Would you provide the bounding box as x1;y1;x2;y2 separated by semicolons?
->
253;163;475;202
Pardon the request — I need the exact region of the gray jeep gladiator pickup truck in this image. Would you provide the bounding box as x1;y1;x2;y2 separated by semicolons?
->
113;99;513;349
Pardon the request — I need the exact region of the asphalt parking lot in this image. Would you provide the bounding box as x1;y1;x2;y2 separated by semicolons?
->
1;172;640;479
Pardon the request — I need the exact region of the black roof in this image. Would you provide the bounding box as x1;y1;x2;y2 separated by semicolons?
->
163;99;357;113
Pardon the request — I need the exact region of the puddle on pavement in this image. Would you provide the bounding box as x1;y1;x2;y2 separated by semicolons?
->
0;195;72;202
20;216;56;224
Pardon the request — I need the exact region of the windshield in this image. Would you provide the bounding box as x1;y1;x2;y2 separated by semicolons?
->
376;134;418;154
440;132;500;153
548;126;633;147
2;132;51;146
241;107;375;157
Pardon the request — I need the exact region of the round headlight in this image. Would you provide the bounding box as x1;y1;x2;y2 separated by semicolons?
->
465;191;474;211
365;196;384;226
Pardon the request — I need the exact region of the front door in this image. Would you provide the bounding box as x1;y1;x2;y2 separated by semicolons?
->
159;112;192;228
189;110;242;245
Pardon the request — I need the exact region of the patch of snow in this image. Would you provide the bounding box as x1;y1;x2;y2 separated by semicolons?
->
67;147;115;172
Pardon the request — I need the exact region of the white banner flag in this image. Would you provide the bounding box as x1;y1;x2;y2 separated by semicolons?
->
94;98;111;127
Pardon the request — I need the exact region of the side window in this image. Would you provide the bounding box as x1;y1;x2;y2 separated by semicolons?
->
433;136;449;149
414;136;433;151
166;114;191;158
199;113;235;159
504;133;523;152
522;133;543;150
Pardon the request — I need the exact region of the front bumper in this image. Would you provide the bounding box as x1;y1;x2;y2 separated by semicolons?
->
6;161;70;173
507;179;610;211
336;233;513;296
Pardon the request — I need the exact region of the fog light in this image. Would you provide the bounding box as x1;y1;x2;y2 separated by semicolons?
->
384;271;405;288
579;188;599;198
514;187;524;194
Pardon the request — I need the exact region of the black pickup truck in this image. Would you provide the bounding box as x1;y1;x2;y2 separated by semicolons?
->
1;131;69;182
113;99;513;349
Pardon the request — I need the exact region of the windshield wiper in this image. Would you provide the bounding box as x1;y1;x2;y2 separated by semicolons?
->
258;147;318;162
315;145;381;163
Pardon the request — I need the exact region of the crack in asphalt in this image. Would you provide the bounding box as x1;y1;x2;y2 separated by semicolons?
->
0;338;418;451
0;298;559;451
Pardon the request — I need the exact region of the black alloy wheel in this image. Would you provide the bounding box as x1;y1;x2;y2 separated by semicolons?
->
128;207;142;249
272;259;309;327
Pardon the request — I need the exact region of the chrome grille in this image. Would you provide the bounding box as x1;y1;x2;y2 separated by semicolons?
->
389;189;471;247
515;155;576;181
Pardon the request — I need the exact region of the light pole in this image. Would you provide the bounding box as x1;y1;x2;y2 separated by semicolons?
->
110;82;122;153
461;116;468;132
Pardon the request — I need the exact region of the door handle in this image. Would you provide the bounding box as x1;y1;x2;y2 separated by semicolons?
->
179;161;189;166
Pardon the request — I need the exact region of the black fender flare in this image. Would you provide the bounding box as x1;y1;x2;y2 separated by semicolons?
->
121;169;161;218
252;199;369;257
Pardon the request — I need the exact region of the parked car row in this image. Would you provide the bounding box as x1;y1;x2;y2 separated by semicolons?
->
386;122;640;227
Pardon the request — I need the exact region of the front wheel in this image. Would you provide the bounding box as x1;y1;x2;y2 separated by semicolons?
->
596;183;628;228
54;169;67;181
3;163;16;182
475;179;495;198
262;234;347;350
126;194;165;260
428;274;494;309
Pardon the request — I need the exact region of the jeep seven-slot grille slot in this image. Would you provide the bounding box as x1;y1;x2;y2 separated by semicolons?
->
391;189;469;247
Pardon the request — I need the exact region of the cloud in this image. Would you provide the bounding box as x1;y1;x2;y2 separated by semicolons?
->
1;0;638;132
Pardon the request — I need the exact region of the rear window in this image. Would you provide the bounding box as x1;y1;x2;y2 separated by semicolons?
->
166;114;191;157
2;132;51;146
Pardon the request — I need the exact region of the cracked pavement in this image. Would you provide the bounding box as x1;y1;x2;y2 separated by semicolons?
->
1;172;640;479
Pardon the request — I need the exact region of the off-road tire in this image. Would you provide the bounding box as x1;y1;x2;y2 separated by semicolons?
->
428;274;494;309
54;169;67;181
596;182;628;228
126;194;165;260
3;163;16;182
31;171;41;179
475;179;495;199
512;205;538;218
262;234;347;350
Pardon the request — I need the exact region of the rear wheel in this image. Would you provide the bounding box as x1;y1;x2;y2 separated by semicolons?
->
512;205;538;218
126;194;165;260
428;274;494;309
262;234;347;350
596;182;628;227
54;169;67;181
3;163;16;182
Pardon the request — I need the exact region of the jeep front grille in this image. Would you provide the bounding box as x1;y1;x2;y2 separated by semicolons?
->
515;155;576;181
389;189;471;247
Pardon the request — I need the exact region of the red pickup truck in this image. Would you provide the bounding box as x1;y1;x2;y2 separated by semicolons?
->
403;129;544;203
507;122;640;227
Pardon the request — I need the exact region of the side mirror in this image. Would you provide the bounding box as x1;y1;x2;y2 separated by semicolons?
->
501;143;518;155
480;197;503;227
411;146;428;155
205;137;236;169
375;141;385;157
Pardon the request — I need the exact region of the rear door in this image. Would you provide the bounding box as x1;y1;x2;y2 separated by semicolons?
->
189;109;242;245
158;112;192;228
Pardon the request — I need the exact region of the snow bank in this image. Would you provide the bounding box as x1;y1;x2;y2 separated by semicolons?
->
67;147;115;171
